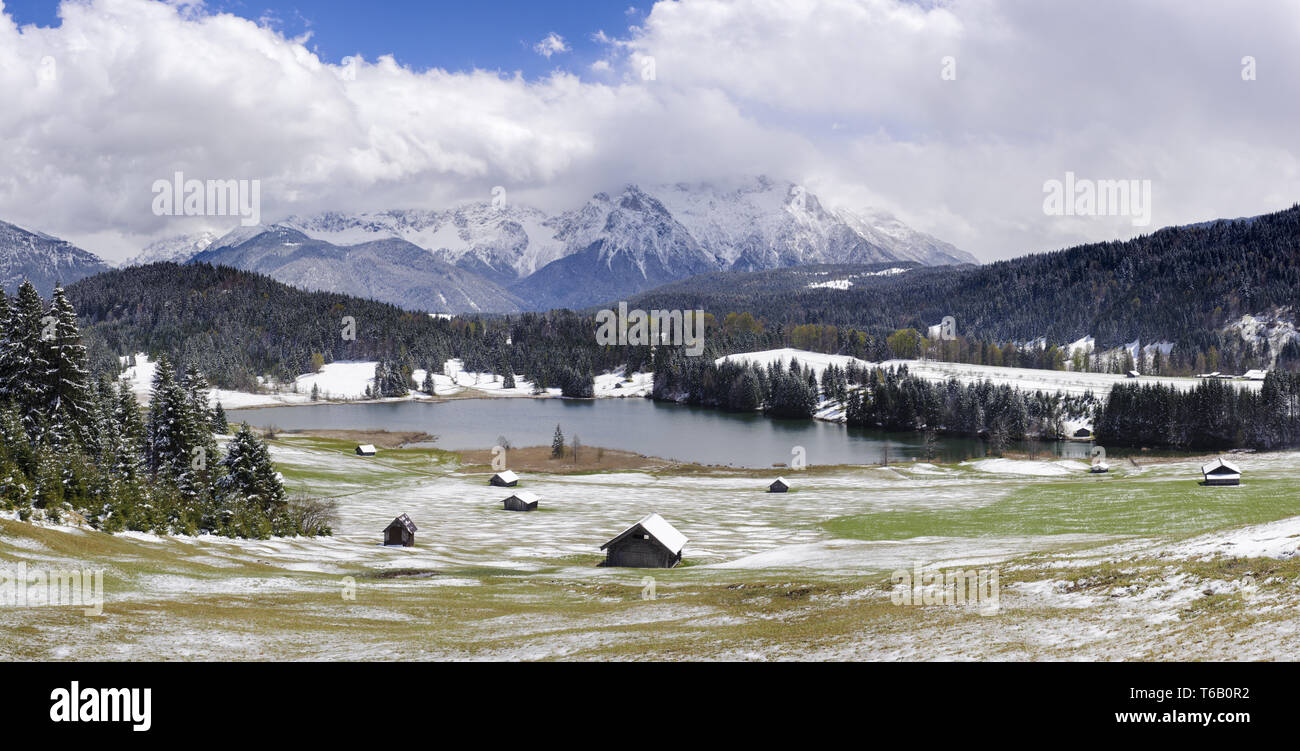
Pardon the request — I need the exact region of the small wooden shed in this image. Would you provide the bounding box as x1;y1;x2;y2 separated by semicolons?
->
489;470;519;487
1126;370;1141;378
356;444;377;456
1072;427;1093;439
1090;462;1109;474
768;477;790;493
503;490;540;512
383;514;417;546
600;513;687;568
1201;458;1241;486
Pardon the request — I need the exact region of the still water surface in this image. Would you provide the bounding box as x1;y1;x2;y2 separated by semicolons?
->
231;398;1092;468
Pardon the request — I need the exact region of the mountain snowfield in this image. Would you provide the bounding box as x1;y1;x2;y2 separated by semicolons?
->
0;220;111;295
189;176;976;312
122;230;220;267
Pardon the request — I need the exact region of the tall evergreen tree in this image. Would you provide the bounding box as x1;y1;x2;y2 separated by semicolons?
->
145;355;194;478
43;285;93;447
218;423;287;537
551;424;565;458
2;281;52;436
211;401;228;433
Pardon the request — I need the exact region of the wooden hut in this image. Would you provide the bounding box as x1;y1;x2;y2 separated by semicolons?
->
355;444;377;456
1126;370;1141;379
503;490;540;512
383;513;417;546
600;513;687;568
768;477;790;493
1090;462;1109;473
1072;427;1093;439
1201;458;1241;486
489;470;519;487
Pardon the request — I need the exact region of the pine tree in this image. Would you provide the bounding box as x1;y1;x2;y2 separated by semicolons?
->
43;285;93;448
211;401;228;433
551;424;565;458
218;424;286;537
145;355;193;478
2;281;52;436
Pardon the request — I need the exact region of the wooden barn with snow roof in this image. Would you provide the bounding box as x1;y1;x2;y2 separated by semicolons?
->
768;477;790;493
383;514;417;547
489;470;519;487
355;444;377;456
502;491;540;512
600;513;687;568
1201;458;1242;486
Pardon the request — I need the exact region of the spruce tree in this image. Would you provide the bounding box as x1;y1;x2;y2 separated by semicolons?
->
145;355;193;478
551;424;565;458
211;401;228;433
218;424;287;536
3;281;52;436
44;285;93;447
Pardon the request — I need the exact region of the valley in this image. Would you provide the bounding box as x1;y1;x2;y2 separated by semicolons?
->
3;431;1297;661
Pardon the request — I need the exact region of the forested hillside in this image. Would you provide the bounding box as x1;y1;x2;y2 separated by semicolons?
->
0;281;311;536
65;263;621;395
628;205;1300;372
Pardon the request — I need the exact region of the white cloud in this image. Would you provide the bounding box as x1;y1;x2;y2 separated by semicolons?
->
533;32;570;58
0;0;1297;264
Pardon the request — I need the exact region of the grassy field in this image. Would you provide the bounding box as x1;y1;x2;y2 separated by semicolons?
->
2;438;1299;660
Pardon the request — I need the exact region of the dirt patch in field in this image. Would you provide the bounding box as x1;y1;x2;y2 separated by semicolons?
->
275;429;435;449
459;445;680;474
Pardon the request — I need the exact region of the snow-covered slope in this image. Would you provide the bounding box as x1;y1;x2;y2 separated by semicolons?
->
123;231;220;267
272;176;975;310
283;206;567;285
0;220;111;295
195;226;526;313
836;206;977;266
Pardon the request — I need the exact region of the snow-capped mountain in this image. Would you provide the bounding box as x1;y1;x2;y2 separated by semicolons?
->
649;177;893;270
0;220;111;296
210;176;976;311
283;205;567;285
513;186;720;310
194;225;525;313
836;206;975;266
123;231;220;267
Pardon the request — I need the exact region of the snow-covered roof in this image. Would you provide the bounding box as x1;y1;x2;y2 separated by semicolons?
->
771;476;789;487
1201;458;1242;476
505;491;540;504
492;470;519;483
356;444;377;454
1243;369;1268;380
601;513;687;555
388;513;417;533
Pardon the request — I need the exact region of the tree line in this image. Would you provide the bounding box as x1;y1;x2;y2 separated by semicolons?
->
1096;372;1300;450
1;281;330;538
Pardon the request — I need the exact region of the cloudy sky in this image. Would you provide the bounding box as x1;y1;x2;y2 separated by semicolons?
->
1;0;1297;263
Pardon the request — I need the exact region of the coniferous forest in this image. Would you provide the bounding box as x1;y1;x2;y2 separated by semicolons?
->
0;280;327;537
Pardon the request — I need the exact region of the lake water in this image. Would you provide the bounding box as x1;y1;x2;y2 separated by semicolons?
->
231;397;1093;468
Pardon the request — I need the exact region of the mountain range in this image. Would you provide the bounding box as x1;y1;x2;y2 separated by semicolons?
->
2;177;974;312
172;177;977;312
0;220;111;296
